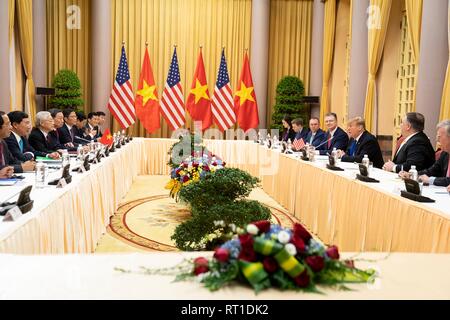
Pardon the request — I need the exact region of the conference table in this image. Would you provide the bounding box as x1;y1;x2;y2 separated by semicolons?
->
0;138;449;255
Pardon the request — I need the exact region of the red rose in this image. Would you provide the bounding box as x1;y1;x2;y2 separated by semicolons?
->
202;165;210;171
238;248;257;262
290;235;305;253
182;175;189;183
193;257;209;275
223;162;226;166
183;163;188;168
293;223;312;243
194;265;209;275
214;248;230;263
191;151;195;156
326;245;340;260
305;255;325;273
262;257;278;273
238;234;254;249
294;270;310;288
212;162;218;166
193;163;199;168
252;220;271;233
175;168;182;175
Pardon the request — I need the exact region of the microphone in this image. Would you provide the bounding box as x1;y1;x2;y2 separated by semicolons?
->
75;136;93;144
314;135;334;149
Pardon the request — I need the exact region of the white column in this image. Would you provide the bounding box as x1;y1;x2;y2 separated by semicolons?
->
416;0;449;145
33;0;47;112
0;0;10;112
309;0;324;118
91;0;112;129
348;0;369;120
251;0;270;129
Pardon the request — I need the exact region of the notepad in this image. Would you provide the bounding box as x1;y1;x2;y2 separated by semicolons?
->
0;179;19;186
35;156;62;164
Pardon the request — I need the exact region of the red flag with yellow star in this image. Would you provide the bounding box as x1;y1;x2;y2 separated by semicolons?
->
99;128;113;146
186;49;212;130
234;52;259;131
135;47;160;134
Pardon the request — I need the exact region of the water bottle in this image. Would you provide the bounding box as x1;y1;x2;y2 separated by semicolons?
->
273;135;279;149
409;165;418;181
77;144;83;162
331;148;338;163
287;139;292;152
61;150;70;168
362;154;370;169
35;161;46;188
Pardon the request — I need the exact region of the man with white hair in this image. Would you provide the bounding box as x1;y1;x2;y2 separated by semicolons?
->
28;111;64;156
400;120;450;187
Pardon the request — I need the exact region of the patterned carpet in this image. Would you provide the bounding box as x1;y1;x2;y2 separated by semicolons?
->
95;175;300;253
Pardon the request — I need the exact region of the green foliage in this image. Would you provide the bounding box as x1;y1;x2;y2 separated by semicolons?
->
49;69;84;110
172;200;271;251
270;76;309;131
178;168;260;212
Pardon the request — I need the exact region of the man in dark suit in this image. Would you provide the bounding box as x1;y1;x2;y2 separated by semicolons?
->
291;118;309;141
305;117;327;150
5;111;60;161
0;111;35;173
319;112;349;155
383;112;435;173
29;111;65;155
84;112;100;141
97;111;106;138
58;109;81;148
337;117;384;168
414;120;450;187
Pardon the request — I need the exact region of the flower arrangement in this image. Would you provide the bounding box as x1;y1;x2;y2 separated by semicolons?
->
138;221;375;293
165;154;225;199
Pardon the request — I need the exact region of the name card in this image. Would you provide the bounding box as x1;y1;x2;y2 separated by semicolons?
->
3;206;23;222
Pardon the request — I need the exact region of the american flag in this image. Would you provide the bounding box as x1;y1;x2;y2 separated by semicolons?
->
293;138;305;151
212;49;236;131
160;48;185;130
108;45;136;129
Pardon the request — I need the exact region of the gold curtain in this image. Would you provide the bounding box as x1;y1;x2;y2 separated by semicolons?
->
267;0;313;127
46;0;91;113
439;0;450;121
405;0;422;112
319;0;336;126
16;0;36;122
363;0;391;132
111;0;252;138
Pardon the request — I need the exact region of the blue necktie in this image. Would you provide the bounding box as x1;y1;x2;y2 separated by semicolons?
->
18;138;24;153
349;140;357;156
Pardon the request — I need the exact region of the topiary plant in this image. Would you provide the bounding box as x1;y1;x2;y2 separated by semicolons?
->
48;69;84;110
270;76;309;132
171;200;271;251
178;168;260;212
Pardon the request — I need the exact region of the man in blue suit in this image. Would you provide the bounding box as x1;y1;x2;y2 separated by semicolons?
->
319;112;349;155
291;118;309;141
305;117;327;150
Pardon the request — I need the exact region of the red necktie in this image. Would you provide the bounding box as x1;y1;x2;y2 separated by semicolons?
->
0;142;4;166
447;158;450;177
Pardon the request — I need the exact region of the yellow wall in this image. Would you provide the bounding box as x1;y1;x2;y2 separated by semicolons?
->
376;0;403;136
329;0;350;126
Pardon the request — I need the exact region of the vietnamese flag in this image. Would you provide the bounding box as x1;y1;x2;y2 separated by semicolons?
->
135;47;160;134
99;128;113;146
186;48;212;130
234;52;259;132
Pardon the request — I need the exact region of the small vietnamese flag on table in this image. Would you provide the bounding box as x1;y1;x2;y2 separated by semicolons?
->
99;128;113;146
135;46;161;134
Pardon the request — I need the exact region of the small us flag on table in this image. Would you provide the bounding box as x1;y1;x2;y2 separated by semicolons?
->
108;45;136;129
293;138;305;151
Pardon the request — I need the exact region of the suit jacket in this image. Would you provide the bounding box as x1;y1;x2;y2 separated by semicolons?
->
57;124;81;148
419;151;450;187
29;128;61;154
84;124;100;141
294;127;309;141
0;140;23;173
392;131;436;173
319;127;349;155
305;129;327;149
49;129;76;151
341;131;384;168
281;128;296;142
4;133;47;162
